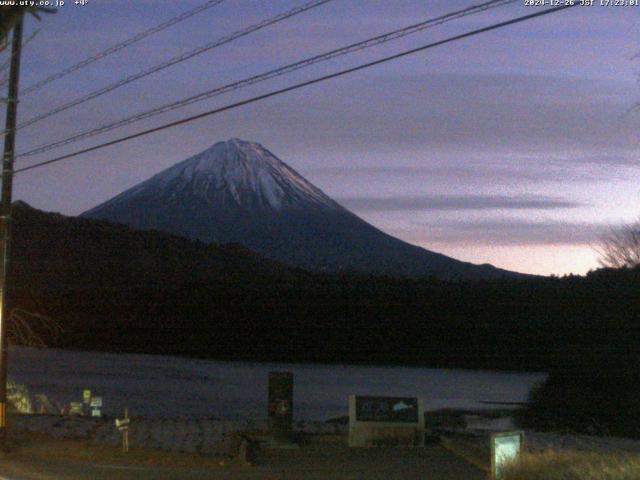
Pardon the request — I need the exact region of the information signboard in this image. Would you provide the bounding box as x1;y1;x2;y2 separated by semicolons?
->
348;395;424;447
355;396;419;423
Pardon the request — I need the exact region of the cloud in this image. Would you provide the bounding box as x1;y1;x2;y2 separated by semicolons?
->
337;194;581;212
304;150;640;189
248;72;636;153
572;153;640;167
309;165;553;182
404;219;611;246
306;163;608;184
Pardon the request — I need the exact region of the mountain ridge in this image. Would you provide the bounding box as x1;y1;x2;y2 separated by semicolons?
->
6;200;638;372
82;138;526;280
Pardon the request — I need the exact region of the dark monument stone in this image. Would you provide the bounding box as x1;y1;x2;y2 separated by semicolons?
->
268;371;293;443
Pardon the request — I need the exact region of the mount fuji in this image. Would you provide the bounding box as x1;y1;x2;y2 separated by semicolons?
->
82;139;517;279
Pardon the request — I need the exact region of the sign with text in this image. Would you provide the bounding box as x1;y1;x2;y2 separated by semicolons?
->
348;395;424;447
115;418;130;430
355;396;419;423
491;431;524;479
69;402;83;416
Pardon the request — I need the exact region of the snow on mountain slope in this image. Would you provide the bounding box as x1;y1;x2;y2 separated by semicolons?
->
87;138;340;215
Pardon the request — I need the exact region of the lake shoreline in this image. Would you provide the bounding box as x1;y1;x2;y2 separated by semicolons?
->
9;345;549;374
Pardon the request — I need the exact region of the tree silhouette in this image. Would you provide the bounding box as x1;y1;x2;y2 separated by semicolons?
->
0;6;54;51
598;219;640;269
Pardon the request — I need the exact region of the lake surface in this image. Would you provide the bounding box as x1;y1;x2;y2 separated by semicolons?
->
8;347;546;420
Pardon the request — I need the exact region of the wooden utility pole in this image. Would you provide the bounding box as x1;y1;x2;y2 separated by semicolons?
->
0;14;23;448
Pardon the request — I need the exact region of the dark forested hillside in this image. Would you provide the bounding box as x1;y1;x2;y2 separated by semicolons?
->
8;202;640;371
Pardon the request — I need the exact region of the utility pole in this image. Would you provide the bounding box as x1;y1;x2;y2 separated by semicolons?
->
0;14;23;449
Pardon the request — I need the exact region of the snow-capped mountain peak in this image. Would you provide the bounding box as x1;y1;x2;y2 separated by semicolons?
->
82;139;518;279
96;139;339;213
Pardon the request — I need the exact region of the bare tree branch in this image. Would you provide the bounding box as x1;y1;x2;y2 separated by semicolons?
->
596;219;640;269
0;6;54;51
8;307;62;348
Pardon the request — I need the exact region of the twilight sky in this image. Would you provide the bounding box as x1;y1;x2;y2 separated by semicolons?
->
6;0;640;276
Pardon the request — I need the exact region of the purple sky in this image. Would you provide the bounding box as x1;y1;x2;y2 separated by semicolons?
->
6;0;640;275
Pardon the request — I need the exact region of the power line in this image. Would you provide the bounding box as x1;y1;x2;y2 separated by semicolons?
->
17;0;517;159
15;0;334;131
20;0;225;96
14;4;577;176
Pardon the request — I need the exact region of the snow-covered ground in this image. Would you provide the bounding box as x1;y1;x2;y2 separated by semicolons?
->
456;417;640;454
8;346;545;420
12;413;640;457
10;414;349;455
8;348;640;457
526;432;640;454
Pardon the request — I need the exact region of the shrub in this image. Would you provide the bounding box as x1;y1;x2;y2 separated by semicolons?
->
516;361;640;438
501;451;640;480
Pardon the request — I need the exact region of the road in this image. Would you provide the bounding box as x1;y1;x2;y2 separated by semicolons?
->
0;434;487;479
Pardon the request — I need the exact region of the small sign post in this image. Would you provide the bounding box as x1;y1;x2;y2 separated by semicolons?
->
490;431;524;480
69;402;83;416
90;396;102;418
348;395;424;447
115;408;130;452
82;389;91;416
268;372;293;444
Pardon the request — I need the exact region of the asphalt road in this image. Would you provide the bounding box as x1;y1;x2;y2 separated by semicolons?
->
0;435;487;479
